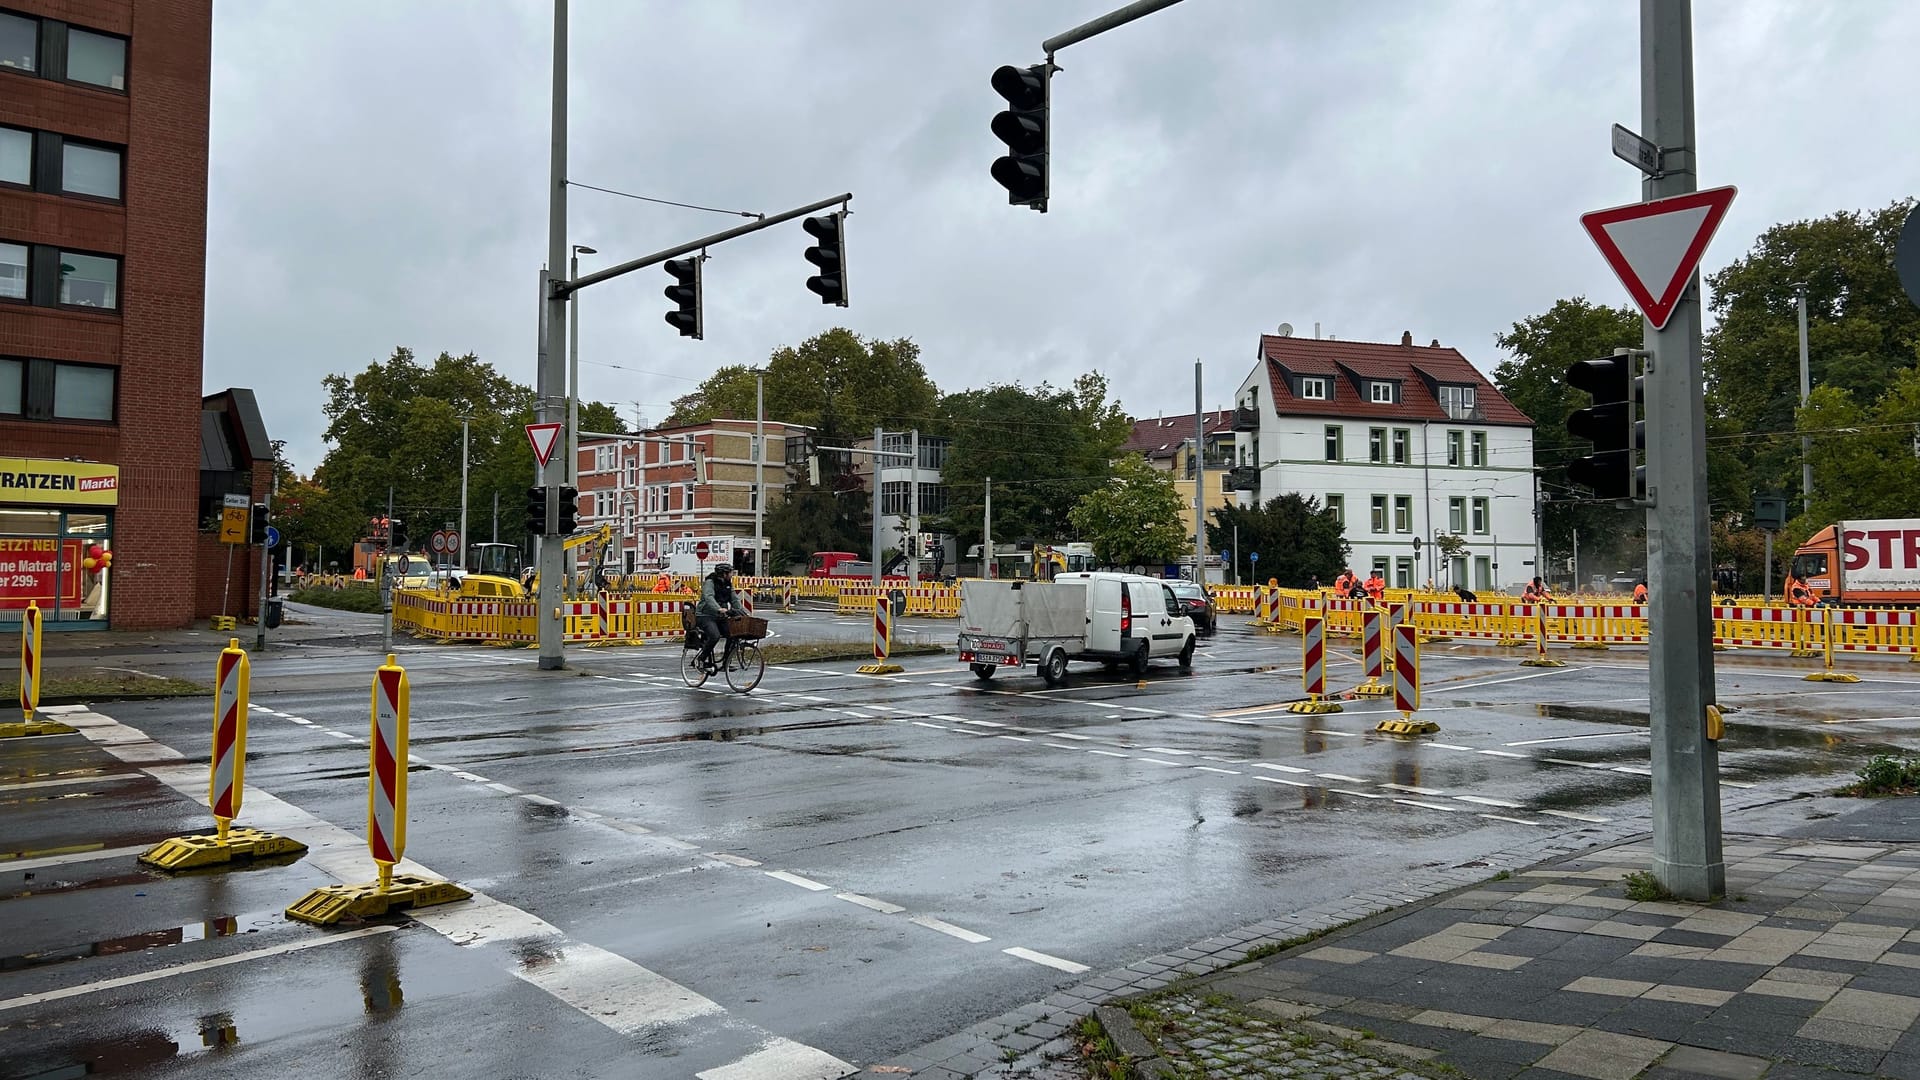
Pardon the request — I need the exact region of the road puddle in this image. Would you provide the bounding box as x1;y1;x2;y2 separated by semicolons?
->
0;911;275;973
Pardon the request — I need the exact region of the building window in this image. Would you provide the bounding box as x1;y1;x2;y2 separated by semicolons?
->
58;251;118;309
681;483;694;510
0;357;19;413
0;12;35;73
1448;497;1466;534
51;362;113;420
1393;495;1412;534
1391;428;1409;465
65;28;126;91
1395;557;1413;589
1371;556;1390;580
0;126;28;186
881;481;910;516
1323;493;1343;525
1370;495;1387;534
1470;431;1487;467
918;485;949;516
1452;556;1469;589
1298;376;1328;400
1324;425;1342;462
1439;384;1477;420
1368;427;1385;463
61;141;120;200
1472;497;1490;534
1370;381;1395;404
0;241;24;300
1474;556;1492;591
1446;430;1464;466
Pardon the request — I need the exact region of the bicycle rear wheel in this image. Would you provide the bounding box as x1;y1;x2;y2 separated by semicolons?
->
680;647;710;687
725;641;765;693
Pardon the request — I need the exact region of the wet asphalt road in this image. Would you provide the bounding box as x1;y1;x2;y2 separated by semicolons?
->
4;611;1919;1078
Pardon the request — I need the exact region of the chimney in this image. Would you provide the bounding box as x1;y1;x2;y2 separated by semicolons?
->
1313;322;1321;339
1430;338;1441;348
1401;331;1413;347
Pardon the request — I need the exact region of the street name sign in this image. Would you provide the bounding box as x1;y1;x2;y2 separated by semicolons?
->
1610;123;1662;176
525;422;563;469
1581;185;1736;330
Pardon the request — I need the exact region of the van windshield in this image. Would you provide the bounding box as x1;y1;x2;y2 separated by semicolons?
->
1792;553;1828;578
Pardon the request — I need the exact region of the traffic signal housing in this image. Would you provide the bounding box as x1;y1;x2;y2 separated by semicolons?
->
802;212;848;306
1565;351;1648;501
663;257;702;339
389;517;408;551
250;503;269;546
990;63;1049;211
526;485;548;535
555;485;579;534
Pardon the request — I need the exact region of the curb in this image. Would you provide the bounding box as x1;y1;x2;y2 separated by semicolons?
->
1091;1004;1169;1080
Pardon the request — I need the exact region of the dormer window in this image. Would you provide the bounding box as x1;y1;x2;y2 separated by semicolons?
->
1298;376;1329;400
1370;381;1396;404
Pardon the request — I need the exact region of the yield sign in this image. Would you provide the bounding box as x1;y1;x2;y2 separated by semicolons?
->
1580;185;1737;330
525;422;563;468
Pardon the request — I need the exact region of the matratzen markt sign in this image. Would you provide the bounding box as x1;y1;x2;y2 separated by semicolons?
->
0;457;120;506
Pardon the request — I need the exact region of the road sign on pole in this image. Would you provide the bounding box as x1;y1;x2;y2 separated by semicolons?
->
265;526;281;549
1610;122;1663;176
525;422;563;469
1580;185;1736;330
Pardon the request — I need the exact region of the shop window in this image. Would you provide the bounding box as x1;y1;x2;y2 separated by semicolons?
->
0;509;113;627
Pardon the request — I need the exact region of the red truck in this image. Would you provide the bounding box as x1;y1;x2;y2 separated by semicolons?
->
807;551;915;581
1793;519;1920;606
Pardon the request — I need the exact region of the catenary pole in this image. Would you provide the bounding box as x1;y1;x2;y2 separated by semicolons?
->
536;0;569;670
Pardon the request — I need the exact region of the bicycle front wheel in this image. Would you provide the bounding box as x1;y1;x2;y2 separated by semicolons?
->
680;647;710;688
725;641;765;693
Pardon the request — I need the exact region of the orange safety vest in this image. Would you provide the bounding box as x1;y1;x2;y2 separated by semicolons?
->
653;573;673;593
1364;576;1384;600
1632;584;1648;603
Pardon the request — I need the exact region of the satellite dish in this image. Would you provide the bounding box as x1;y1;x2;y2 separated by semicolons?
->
1277;322;1294;337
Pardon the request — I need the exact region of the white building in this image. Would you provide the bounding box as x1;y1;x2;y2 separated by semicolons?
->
1229;330;1537;591
854;431;954;570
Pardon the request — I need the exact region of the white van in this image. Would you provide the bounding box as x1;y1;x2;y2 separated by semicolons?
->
1054;572;1197;677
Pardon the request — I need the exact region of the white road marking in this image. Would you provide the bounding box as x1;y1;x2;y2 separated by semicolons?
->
0;773;137;792
1002;946;1090;974
765;870;832;891
1251;763;1311;774
911;721;951;730
1050;732;1093;741
1042;743;1081;750
1136;757;1185;767
1479;814;1542;827
1087;749;1130;758
1540;809;1611;824
835;892;907;915
1428;743;1476;751
1380;783;1445;795
1212;717;1260;726
1719;779;1756;789
1138;747;1194;755
1438;668;1583;692
695;1038;849;1080
707;852;762;867
288;717;313;725
1477;749;1526;758
1331;788;1384;799
1192;766;1241;776
1315;773;1367;783
997;735;1032;743
1;843;153;872
1612;765;1654;775
1394;799;1459;813
486;782;523;795
1309;729;1361;738
0;926;398;1013
1256;776;1311;788
910;916;991;943
1505;731;1642;746
957;719;1006;727
1544;757;1613;769
519;793;562;807
1455;795;1525;808
326;730;353;740
452;770;492;783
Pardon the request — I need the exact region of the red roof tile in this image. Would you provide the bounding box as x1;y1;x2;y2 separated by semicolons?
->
1123;411;1235;459
1253;335;1532;426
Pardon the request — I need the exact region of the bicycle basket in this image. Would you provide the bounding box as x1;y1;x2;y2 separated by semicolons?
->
727;615;769;639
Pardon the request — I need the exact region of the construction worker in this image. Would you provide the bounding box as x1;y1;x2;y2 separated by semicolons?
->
1364;570;1385;602
1334;568;1355;596
1786;573;1817;608
653;568;674;593
1523;577;1554;604
1632;580;1648;603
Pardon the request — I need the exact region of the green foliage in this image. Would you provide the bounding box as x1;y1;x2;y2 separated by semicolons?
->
933;373;1132;551
763;474;871;567
288;584;385;613
1206;494;1348;587
1841;754;1920;797
1801;368;1920;527
662;328;938;438
1622;870;1671;902
1069;454;1190;567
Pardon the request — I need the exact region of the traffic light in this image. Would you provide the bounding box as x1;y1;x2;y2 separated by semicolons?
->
555;485;579;534
250;503;269;545
1565;351;1648;501
663;257;702;339
526;485;548;534
801;211;848;306
389;517;408;550
990;62;1050;211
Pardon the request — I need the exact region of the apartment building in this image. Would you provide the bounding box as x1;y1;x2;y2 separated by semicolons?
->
1121;409;1236;539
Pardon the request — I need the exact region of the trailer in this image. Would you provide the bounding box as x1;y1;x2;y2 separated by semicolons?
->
956;579;1090;686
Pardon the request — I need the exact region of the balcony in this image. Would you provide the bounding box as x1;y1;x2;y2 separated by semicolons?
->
1184;454;1238;480
1441;403;1486;422
1230;405;1260;432
1225;466;1260;491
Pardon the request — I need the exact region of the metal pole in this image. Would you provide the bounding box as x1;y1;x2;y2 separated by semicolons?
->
1573;528;1579;591
1043;0;1188;53
754;370;765;577
983;476;993;579
870;427;884;585
492;490;499;543
1641;0;1724;900
382;486;394;654
562;193;852;295
1193;362;1205;582
1534;472;1544;586
1798;288;1812;516
568;251;580;487
536;0;569;670
908;429;921;583
1233;523;1240;585
1764;530;1774;601
459;418;469;571
255;474;274;650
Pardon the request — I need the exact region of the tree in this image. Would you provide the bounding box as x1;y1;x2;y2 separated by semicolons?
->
1068;454;1189;567
663;328;939;436
763;474;871;571
1205;494;1348;587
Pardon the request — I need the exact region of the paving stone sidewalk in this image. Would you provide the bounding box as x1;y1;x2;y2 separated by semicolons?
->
1099;834;1920;1079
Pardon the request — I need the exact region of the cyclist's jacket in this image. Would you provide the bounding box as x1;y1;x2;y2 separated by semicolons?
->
697;574;745;619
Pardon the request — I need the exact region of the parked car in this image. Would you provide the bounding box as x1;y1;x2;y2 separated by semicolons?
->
1169;580;1216;635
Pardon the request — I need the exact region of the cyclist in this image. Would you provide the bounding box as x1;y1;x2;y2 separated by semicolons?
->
694;563;747;668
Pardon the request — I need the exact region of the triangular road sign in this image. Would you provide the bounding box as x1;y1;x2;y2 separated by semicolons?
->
1581;185;1737;330
525;422;563;468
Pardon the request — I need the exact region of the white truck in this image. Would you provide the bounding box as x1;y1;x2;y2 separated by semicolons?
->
956;572;1196;686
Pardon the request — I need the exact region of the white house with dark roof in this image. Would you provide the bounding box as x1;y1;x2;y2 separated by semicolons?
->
1228;329;1536;591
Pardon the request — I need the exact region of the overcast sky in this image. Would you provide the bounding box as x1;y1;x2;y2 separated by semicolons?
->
202;1;1920;473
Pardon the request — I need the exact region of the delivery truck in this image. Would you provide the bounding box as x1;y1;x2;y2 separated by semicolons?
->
1792;519;1920;606
956;572;1196;686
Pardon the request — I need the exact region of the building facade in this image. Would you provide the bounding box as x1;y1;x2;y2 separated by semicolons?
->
1122;410;1236;540
1230;331;1536;591
852;430;952;570
1;1;219;629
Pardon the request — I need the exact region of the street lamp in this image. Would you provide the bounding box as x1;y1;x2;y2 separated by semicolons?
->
567;244;597;486
752;367;766;577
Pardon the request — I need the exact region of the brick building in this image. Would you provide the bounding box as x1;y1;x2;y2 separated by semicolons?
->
0;1;234;630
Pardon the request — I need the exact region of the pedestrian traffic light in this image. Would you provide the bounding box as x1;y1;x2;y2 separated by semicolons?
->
250;503;269;546
801;211;848;306
526;485;548;534
990;62;1050;211
663;257;702;339
1565;350;1648;501
556;485;579;534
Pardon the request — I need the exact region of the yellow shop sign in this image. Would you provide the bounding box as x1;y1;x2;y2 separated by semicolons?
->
0;457;121;506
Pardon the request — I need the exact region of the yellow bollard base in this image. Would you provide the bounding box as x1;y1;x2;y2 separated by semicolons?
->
1520;657;1568;668
286;874;471;926
1375;717;1440;736
1571;642;1611;650
1284;698;1344;714
1804;672;1862;683
1789;649;1819;658
209;615;237;631
855;663;904;675
1421;636;1453;644
139;827;308;871
0;720;78;739
1351;680;1393;698
1495;638;1525;648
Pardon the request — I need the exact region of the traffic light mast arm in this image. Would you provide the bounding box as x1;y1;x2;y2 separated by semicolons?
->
557;192;852;298
1041;0;1189;54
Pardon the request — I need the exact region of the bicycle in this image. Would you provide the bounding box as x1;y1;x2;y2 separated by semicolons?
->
680;617;766;693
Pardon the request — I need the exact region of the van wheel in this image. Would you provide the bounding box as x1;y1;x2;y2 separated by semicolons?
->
1040;649;1069;687
1178;636;1195;671
970;663;995;681
1128;643;1149;678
